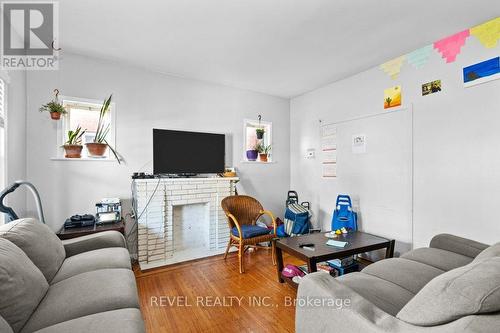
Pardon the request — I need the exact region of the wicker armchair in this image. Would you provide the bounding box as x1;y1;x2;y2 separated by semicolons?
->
221;195;277;273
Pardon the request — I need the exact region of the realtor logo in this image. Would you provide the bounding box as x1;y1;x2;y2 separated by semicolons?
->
1;1;59;70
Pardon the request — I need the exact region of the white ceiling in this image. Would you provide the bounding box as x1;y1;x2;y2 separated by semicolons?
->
60;0;500;98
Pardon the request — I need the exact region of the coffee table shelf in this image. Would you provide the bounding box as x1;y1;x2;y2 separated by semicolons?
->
274;231;395;284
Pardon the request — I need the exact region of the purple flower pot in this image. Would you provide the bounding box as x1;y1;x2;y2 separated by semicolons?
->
246;150;258;161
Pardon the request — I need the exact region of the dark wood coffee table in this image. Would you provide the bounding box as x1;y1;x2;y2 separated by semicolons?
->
274;231;395;283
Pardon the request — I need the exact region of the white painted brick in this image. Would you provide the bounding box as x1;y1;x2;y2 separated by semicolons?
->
171;189;188;195
149;254;166;262
172;199;188;205
181;184;197;190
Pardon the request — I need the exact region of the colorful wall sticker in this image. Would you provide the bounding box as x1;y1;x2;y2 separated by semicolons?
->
463;56;500;87
384;86;402;109
407;45;433;69
434;30;470;63
422;80;442;96
380;56;405;79
470;17;500;49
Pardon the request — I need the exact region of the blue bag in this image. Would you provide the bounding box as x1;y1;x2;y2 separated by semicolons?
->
331;195;357;231
284;203;310;236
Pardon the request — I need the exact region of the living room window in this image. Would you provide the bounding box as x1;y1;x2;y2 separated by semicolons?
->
56;97;116;159
0;78;5;224
243;119;273;163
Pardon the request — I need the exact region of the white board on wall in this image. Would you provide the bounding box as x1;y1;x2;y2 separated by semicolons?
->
320;107;413;254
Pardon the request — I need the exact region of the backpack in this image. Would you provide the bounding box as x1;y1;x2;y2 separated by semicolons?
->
331;195;358;232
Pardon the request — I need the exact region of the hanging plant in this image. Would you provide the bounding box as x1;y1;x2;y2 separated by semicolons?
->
256;128;265;139
39;89;66;120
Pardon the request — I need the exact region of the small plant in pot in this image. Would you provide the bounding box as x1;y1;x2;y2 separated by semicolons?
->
246;146;259;161
256;143;272;162
39;89;66;120
39;100;66;120
256;128;265;139
85;94;121;163
63;126;86;158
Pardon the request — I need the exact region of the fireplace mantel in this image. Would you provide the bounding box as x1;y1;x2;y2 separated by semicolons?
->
132;177;238;270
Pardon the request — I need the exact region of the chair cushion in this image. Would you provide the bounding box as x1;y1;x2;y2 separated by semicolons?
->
231;225;270;239
337;272;415;316
397;257;500;326
362;258;444;294
401;247;473;271
30;309;144;333
21;268;140;333
0;218;65;282
51;247;131;284
0;238;49;333
473;242;500;262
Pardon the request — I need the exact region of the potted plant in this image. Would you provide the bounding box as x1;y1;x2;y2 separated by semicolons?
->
39;100;66;120
246;145;259;161
256;143;272;162
85;94;121;163
256;128;265;139
62;126;86;158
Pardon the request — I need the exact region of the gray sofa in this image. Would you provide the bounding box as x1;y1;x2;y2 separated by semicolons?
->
296;234;500;332
0;218;145;333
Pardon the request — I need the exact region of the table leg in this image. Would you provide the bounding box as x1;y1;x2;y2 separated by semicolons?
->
385;240;395;258
275;242;284;283
307;258;317;273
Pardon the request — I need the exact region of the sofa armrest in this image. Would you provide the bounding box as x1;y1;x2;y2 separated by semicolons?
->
295;272;486;333
62;231;127;258
429;234;488;258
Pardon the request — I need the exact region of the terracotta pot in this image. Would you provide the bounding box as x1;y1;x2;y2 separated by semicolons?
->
63;145;83;158
86;143;108;157
50;112;61;120
259;153;268;162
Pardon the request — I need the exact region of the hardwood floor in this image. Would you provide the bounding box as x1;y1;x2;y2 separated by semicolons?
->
134;248;304;333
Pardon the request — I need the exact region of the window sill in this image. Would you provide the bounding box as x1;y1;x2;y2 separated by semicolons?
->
50;157;118;162
240;160;276;164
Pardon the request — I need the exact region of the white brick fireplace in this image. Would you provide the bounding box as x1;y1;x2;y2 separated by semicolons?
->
132;177;238;270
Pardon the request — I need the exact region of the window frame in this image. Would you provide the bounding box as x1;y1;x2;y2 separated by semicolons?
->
242;118;273;163
55;95;117;160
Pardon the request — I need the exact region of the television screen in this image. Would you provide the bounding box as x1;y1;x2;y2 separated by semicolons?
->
153;129;225;174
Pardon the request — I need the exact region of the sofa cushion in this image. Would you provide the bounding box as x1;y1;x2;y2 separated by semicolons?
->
337;272;415;316
473;242;500;262
30;309;144;333
401;247;473;271
51;247;132;284
21;268;140;333
0;218;65;282
362;258;444;294
430;233;488;258
1;314;14;333
397;257;500;326
0;238;49;333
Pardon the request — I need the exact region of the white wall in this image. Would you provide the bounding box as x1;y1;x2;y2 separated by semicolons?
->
1;69;27;218
26;53;290;240
291;37;500;248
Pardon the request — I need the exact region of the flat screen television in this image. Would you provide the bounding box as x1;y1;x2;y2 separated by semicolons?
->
153;129;225;175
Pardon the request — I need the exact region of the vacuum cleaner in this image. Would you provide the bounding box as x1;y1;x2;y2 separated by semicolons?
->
0;180;45;224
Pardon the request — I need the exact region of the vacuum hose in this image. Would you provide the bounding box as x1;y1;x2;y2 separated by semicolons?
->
0;181;46;224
